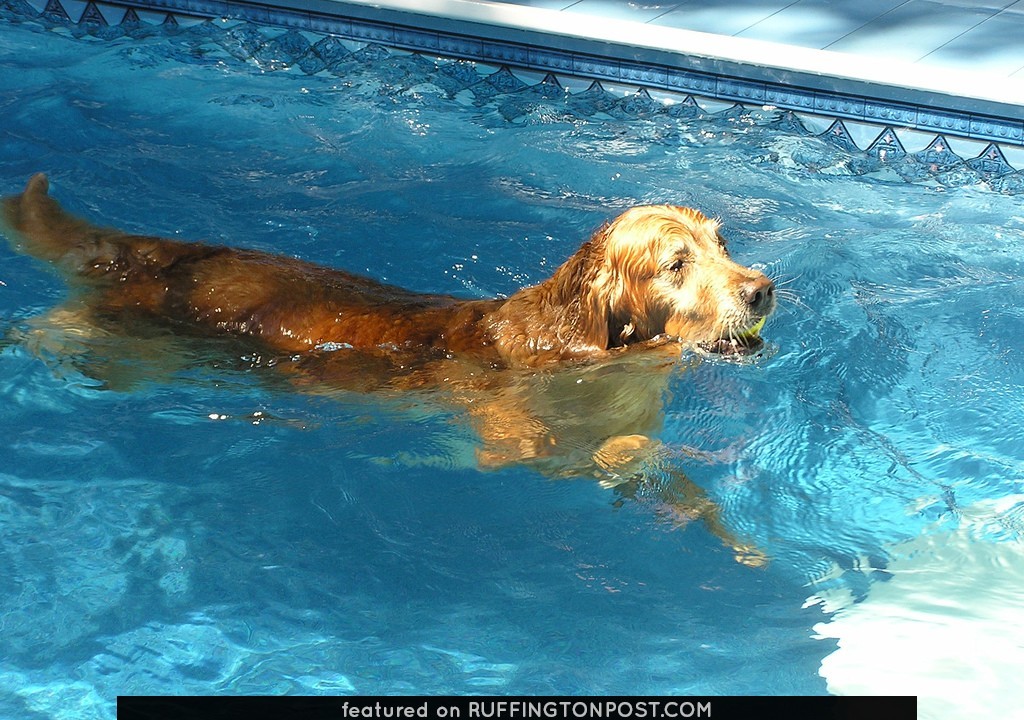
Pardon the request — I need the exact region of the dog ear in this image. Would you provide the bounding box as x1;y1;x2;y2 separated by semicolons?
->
579;288;612;349
523;230;618;352
567;230;618;351
489;224;630;363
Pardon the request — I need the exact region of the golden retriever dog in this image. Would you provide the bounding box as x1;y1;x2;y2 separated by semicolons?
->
3;173;776;563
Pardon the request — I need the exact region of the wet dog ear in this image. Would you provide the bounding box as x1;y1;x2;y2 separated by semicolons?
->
574;227;624;351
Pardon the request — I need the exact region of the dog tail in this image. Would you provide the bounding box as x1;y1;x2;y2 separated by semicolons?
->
3;173;105;268
2;173;177;285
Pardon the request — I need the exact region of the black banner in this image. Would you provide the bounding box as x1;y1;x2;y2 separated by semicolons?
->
117;695;916;720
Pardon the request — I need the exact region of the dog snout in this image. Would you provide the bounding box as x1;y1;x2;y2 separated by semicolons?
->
741;275;775;315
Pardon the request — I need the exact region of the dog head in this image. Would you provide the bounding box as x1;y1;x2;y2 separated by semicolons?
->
588;205;775;355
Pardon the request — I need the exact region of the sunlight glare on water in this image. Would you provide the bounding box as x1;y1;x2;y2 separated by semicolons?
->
1;8;1023;719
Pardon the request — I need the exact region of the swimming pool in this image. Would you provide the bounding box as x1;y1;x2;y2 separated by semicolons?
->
1;8;1023;719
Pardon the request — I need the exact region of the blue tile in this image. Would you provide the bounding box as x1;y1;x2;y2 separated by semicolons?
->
864;100;918;126
394;27;440;52
915;135;963;168
867;126;907;159
183;0;229;17
813;93;865;118
437;59;484;88
308;14;352;36
619;62;668;88
189;0;229;17
716;77;765;102
535;72;564;93
438;34;484;59
485;66;528;91
765;86;816;110
349;20;395;45
969;116;1024;144
967;143;1015;176
665;95;707;117
613;87;663;116
42;0;71;21
262;7;310;31
528;47;575;73
821;119;861;152
573;55;619;81
482;41;530;65
80;1;107;24
991;170;1024;193
229;3;272;24
917;108;972;136
665;68;717;96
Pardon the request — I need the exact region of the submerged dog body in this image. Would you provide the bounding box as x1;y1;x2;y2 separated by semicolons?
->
2;173;778;564
3;173;774;370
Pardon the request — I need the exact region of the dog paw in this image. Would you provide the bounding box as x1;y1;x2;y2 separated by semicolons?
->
732;544;770;568
594;434;655;484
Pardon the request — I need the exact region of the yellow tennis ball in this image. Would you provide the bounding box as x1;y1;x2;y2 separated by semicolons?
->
739;316;766;339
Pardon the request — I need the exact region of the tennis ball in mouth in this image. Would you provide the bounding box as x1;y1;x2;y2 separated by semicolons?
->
738;316;766;339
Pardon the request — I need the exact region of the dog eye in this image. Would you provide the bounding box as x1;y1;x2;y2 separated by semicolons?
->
668;259;687;273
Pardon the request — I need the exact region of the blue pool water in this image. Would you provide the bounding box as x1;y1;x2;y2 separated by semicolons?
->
2;8;1024;719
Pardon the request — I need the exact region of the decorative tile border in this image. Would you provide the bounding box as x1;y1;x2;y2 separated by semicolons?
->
4;0;1024;189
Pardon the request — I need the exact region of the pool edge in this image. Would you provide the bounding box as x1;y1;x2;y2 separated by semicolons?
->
11;0;1024;175
139;0;1024;149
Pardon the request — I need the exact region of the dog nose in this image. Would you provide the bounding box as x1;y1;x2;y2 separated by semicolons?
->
741;276;775;313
